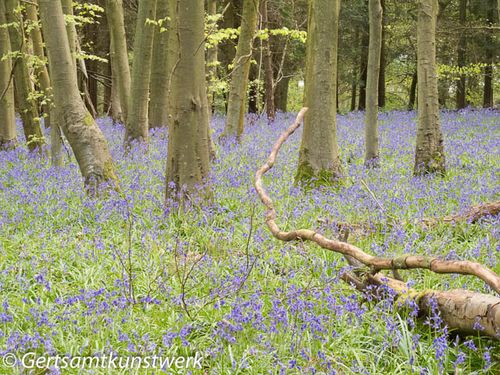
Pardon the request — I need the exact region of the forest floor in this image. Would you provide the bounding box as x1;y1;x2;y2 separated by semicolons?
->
0;109;499;374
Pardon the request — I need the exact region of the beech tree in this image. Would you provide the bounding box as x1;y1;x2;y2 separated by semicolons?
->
414;0;445;175
223;0;259;139
0;0;17;150
296;0;343;184
106;0;131;123
165;0;211;201
125;0;157;145
5;0;44;152
39;0;118;193
364;0;383;166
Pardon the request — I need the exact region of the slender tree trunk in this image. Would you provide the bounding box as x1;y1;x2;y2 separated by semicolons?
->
483;1;495;108
408;70;417;110
223;0;259;139
261;0;276;121
247;65;259;114
274;76;290;112
455;0;467;109
125;0;157;145
61;0;77;68
364;0;382;166
39;0;118;193
358;14;369;111
106;0;131;123
0;0;17;150
414;0;445;175
378;0;386;108
109;42;123;124
149;0;169;129
5;0;44;152
165;0;211;202
206;0;218;113
296;0;343;185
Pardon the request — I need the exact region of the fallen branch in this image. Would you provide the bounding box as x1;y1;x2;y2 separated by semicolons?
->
254;108;500;338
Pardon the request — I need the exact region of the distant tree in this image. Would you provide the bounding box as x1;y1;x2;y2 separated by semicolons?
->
165;0;211;201
456;0;467;109
0;0;17;150
125;0;156;146
482;0;496;108
414;0;446;175
223;0;259;139
149;0;169;129
39;0;118;193
364;0;383;166
296;0;343;184
5;0;44;152
106;0;131;123
261;0;276;121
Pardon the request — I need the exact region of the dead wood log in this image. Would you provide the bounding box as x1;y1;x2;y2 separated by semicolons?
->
254;108;500;338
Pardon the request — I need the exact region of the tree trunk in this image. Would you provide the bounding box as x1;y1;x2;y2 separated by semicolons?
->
378;0;386;108
261;0;276;121
0;0;17;150
223;0;259;139
455;0;467;109
296;0;343;185
483;1;495;108
109;44;123;124
414;0;445;175
61;0;77;68
165;0;211;202
149;0;169;129
247;64;259;114
39;0;118;194
408;70;417;110
364;0;382;166
274;76;290;112
358;17;369;111
206;0;218;113
5;0;44;152
106;0;131;122
125;0;156;145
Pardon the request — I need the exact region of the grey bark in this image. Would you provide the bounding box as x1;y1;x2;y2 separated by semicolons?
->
414;0;446;175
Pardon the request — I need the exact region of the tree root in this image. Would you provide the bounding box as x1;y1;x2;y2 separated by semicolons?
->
254;108;500;339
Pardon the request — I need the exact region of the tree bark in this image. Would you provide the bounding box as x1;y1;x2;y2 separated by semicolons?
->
414;0;445;175
5;0;44;152
39;0;118;194
408;70;417;111
358;13;369;111
206;0;218;113
165;0;211;202
364;0;382;166
483;0;495;108
261;0;276;121
296;0;343;185
378;0;386;108
106;0;131;122
0;0;17;150
61;0;77;68
125;0;156;145
455;0;467;109
223;0;259;139
148;0;169;129
274;75;290;112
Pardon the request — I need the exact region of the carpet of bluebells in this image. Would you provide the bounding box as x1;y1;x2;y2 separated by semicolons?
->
0;109;499;374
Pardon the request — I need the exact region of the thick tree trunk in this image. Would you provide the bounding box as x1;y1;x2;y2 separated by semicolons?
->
149;0;169;129
364;0;383;166
0;0;17;150
455;0;467;109
106;0;131;122
39;0;118;193
414;0;445;175
125;0;156;145
261;0;276;121
223;0;259;139
6;0;44;152
378;0;386;108
165;0;211;202
296;0;343;185
408;70;417;110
